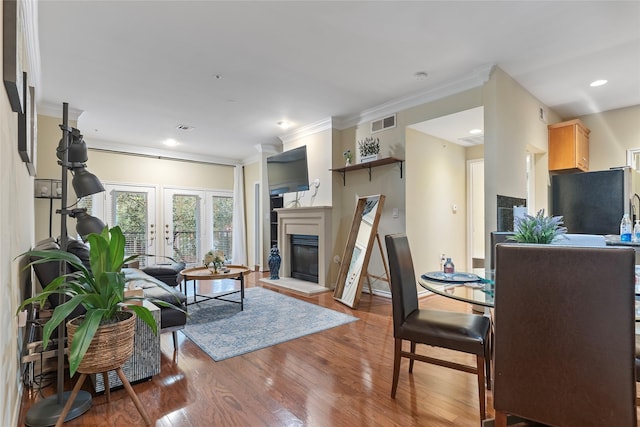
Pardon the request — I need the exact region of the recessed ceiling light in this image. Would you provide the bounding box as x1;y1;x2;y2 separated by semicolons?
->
277;120;292;129
163;138;179;147
590;79;608;87
469;128;483;135
414;71;428;81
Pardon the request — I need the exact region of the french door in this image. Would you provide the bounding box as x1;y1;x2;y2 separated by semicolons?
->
104;184;159;267
163;188;233;265
79;184;233;267
163;189;202;264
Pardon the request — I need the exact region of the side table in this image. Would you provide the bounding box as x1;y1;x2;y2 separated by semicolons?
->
180;265;251;309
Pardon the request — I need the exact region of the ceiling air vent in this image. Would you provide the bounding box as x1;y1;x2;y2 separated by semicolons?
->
457;135;484;146
370;114;396;134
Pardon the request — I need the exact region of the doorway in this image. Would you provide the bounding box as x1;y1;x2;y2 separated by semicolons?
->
102;183;159;267
467;159;485;272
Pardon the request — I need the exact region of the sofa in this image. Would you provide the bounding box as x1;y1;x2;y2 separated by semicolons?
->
30;238;188;350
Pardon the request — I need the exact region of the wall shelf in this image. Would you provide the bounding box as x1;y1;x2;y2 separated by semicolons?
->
330;157;404;186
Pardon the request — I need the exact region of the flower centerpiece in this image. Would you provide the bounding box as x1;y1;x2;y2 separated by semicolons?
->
203;249;225;273
512;209;567;244
343;149;353;166
357;136;380;163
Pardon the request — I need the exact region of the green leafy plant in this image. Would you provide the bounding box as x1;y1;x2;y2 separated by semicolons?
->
17;225;183;376
343;149;353;164
512;209;567;244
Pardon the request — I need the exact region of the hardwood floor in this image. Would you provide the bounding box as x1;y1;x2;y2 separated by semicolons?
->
19;272;498;426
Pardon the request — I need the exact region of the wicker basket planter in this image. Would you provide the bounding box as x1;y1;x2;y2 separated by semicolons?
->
67;311;136;374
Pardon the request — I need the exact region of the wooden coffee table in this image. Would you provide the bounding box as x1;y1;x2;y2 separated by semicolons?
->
179;265;251;309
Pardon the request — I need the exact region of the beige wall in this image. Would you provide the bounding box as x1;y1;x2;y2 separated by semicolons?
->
1;5;36;424
34;115;72;240
580;105;640;171
406;129;468;276
266;129;335;277
483;67;554;262
0;85;33;427
282;129;333;208
334;87;482;293
466;144;484;161
35;114;234;243
332;125;406;294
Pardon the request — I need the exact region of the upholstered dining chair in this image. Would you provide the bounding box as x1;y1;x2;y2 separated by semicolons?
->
494;243;637;427
385;234;491;421
636;335;640;406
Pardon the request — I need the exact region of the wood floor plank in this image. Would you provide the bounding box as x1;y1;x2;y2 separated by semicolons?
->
20;271;608;426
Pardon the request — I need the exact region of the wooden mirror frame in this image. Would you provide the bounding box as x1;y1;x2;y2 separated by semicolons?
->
333;194;385;308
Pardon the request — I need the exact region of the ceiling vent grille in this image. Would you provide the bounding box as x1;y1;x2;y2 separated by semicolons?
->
457;135;484;146
371;114;396;134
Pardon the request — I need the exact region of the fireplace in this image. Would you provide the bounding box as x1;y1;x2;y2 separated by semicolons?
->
290;234;319;283
275;206;332;288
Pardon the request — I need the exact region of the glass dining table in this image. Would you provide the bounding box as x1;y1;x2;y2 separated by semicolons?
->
418;270;640;322
418;270;496;308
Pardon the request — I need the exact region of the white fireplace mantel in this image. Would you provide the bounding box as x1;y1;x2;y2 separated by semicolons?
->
275;206;332;288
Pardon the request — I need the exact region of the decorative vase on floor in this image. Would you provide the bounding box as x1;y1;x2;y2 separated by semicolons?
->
268;246;281;280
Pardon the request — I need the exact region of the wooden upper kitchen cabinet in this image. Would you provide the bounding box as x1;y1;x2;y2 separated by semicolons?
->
548;119;590;173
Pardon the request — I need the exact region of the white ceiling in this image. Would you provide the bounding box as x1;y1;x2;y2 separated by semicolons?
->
36;1;640;164
409;107;485;147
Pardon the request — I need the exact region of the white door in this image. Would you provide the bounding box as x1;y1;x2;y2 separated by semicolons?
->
162;188;234;265
163;189;205;264
209;192;234;260
467;159;485;272
103;184;159;267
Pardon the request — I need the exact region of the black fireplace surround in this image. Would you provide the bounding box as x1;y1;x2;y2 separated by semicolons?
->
290;234;319;283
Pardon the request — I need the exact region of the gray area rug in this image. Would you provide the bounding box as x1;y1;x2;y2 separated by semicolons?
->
182;287;359;361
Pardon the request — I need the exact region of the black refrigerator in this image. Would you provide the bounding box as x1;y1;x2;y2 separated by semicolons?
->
550;167;635;235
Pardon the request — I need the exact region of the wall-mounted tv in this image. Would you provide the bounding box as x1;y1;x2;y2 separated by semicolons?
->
267;146;310;195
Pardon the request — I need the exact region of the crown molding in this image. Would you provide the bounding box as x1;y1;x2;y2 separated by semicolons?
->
86;137;240;166
279;117;333;144
38;101;84;121
241;144;280;165
335;64;495;130
241;153;263;165
253;143;280;154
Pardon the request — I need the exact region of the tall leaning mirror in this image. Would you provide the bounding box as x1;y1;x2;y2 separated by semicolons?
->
334;194;385;308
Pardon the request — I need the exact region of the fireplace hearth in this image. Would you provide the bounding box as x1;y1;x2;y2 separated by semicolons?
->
273;206;331;289
290;234;319;283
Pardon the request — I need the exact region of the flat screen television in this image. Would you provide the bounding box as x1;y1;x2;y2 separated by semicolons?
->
267;146;310;195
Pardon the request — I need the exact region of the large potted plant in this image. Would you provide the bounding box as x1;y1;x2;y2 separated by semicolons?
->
18;225;181;376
